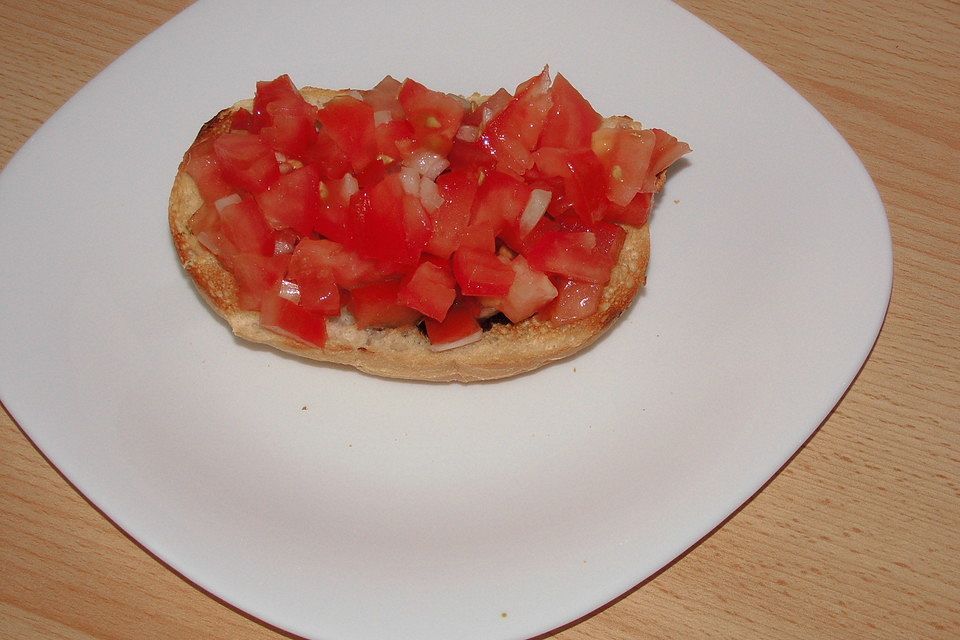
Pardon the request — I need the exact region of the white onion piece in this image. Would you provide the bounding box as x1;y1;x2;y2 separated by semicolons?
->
213;193;242;212
419;177;445;212
274;236;296;256
519;189;552;236
479;106;495;131
399;168;421;196
340;173;359;200
278;280;301;303
428;328;483;352
274;151;287;162
373;109;393;125
456;125;480;142
404;149;449;181
346;90;363;100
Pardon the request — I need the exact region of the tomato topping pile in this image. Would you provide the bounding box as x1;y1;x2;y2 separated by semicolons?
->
184;69;689;349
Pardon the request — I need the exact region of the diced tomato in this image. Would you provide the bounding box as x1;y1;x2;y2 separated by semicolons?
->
184;139;236;202
498;214;558;257
461;88;513;127
499;255;558;322
189;204;237;258
424;298;482;347
538;278;603;324
224;253;290;311
605;192;652;226
482;68;553;174
452;248;515;296
219;199;275;256
538;73;602;149
230;107;256;132
470;170;530;232
642;128;692;192
424;169;479;258
347;280;422;329
346;175;430;265
317;96;378;174
591;127;655;207
525;230;615;283
398;260;457;321
251;75;319;156
561;149;608;224
458;224;496;253
255;165;322;234
553;213;626;264
398;78;465;155
289;238;401;290
213;132;280;194
375;119;416;162
302;128;352;180
360;75;404;119
446;136;498;172
294;270;341;315
260;286;328;347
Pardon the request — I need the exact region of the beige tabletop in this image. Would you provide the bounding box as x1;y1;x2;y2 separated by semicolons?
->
1;1;958;638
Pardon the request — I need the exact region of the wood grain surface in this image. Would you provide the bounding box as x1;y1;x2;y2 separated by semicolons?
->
1;1;958;638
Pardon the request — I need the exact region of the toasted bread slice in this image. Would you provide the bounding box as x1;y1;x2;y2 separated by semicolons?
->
170;87;663;382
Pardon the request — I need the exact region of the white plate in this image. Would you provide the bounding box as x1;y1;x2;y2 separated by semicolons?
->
0;1;891;638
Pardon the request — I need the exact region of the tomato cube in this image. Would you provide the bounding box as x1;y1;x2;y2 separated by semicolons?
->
452;248;515;296
538;73;602;150
255;165;323;234
213;132;280;194
424;298;482;347
499;256;558;323
424;169;478;258
398;78;465;155
317;96;378;174
470;170;530;232
398;261;457;321
348;280;423;329
219;199;276;256
260;287;328;347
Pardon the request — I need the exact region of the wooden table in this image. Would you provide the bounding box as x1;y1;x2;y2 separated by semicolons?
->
1;1;957;638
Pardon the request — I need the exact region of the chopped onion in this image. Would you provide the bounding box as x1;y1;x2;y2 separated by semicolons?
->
214;193;242;212
519;189;552;236
456;125;480;142
373;109;393;125
346;90;363;100
399;167;421;196
274;230;298;255
419;177;445;212
428;328;483;352
278;279;301;303
340;173;359;200
403;149;449;181
274;151;287;162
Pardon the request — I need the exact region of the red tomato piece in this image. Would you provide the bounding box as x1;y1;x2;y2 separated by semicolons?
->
524;230;615;283
462;88;513;127
398;261;457;321
230;107;256;132
591;127;655;207
424;169;479;258
458;224;496;253
499;255;558;323
538;278;603;324
219;199;276;256
346;175;430;265
213;132;280;194
302;128;352;180
348;280;422;329
224;253;290;311
252;75;301;124
470;170;530;232
288;238;401;290
184;139;236;203
360;75;404;119
643;128;692;191
295;270;341;315
446;136;498;173
562;149;609;224
189;204;237;258
260;287;328;347
538;73;602;150
250;75;319;156
424;298;483;347
374;119;415;162
398;78;465;155
317;96;378;173
482;68;553;174
452;248;515;296
255;165;322;234
605;192;652;226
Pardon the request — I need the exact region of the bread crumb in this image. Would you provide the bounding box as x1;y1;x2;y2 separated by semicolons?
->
301;405;308;411
673;199;680;204
500;612;508;619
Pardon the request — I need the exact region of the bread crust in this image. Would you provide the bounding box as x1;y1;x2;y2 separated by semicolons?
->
169;87;657;382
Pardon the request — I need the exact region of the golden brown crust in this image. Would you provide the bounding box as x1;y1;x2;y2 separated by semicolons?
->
169;87;656;382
